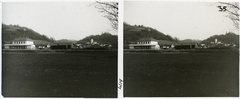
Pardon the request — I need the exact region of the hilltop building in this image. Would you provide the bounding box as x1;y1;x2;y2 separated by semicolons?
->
76;39;112;49
129;36;160;50
4;36;36;50
206;38;236;49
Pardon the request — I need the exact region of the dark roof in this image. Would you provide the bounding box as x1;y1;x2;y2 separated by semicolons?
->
158;40;175;45
3;41;11;44
12;37;33;41
33;40;51;45
51;42;73;45
175;43;197;45
11;36;51;45
137;37;158;42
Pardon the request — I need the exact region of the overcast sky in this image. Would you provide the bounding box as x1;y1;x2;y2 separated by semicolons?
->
124;1;239;40
2;2;117;40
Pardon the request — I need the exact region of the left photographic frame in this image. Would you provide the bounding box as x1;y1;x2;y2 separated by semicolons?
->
1;1;118;98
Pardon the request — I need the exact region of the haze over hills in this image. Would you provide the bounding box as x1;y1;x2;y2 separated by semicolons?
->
179;39;202;44
2;24;55;43
56;39;78;44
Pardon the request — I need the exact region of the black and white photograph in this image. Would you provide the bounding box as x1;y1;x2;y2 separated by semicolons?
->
124;1;239;97
1;0;240;98
2;1;118;98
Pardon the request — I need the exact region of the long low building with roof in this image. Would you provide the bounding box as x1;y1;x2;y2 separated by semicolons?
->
4;36;36;50
129;36;160;50
3;36;51;50
174;42;200;49
128;36;176;50
50;43;75;50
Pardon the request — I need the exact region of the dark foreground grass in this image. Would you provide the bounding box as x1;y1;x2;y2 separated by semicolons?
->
124;51;239;97
2;51;117;98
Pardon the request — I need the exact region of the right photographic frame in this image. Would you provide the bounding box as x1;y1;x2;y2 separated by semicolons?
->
123;1;239;97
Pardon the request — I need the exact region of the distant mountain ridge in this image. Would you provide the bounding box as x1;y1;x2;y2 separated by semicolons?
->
179;39;202;44
56;39;78;43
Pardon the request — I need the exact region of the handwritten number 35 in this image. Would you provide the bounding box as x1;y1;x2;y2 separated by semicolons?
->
218;6;227;12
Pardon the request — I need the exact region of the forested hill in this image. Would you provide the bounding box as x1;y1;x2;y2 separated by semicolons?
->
201;32;239;45
2;24;55;42
124;22;178;42
77;32;118;48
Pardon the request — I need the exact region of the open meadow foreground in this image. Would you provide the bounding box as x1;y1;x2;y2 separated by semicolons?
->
124;51;239;97
2;51;117;97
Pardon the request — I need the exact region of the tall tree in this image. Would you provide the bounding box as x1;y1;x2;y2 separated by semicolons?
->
94;2;118;31
218;2;239;29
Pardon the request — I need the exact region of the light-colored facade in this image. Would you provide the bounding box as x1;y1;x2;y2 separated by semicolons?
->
129;37;160;50
4;37;36;50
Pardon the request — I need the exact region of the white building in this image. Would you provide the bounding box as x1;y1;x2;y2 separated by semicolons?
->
4;37;36;50
129;37;160;50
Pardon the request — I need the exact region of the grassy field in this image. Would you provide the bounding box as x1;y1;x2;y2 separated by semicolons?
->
124;51;239;97
2;51;117;98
